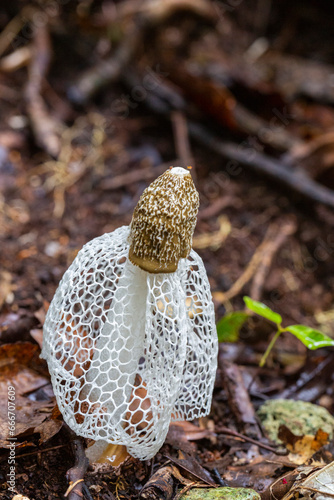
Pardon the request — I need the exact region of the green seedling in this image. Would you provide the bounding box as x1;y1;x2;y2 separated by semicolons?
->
216;296;334;368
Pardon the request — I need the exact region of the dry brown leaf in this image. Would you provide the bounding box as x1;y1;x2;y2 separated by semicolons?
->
165;451;217;486
278;425;329;465
0;342;61;447
34;418;63;445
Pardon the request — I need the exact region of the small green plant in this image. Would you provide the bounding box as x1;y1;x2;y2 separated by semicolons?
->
216;296;334;368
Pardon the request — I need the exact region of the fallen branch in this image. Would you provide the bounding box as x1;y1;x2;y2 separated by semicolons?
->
99;161;179;190
250;218;297;301
189;122;334;210
167;65;299;151
171;111;195;175
220;361;261;440
64;426;92;500
213;222;285;303
216;426;287;455
69;0;216;104
122;68;334;211
68;22;142;105
24;19;62;158
140;465;175;500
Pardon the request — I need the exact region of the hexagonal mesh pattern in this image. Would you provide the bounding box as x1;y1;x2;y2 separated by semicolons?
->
41;225;217;460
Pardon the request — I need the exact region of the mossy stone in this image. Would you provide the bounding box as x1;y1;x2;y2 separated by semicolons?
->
258;399;334;444
178;487;261;500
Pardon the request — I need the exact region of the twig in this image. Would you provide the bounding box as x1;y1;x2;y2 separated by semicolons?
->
0;6;35;58
216;426;287;455
0;46;32;72
280;353;334;400
0;444;69;463
198;196;238;220
24;18;62;158
140;465;175;500
189;122;334;210
220;361;261;439
99;161;179;190
173;482;202;500
68;22;142;105
211;468;227;487
64;425;91;500
214;222;281;303
171;111;195;175
192;215;231;250
13;444;68;460
122;68;334;211
166;64;298;151
250;219;297;301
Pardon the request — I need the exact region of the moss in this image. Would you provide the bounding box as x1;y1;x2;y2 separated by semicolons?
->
258;399;334;443
179;487;261;500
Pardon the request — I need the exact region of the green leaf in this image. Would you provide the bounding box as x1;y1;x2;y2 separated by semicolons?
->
216;311;248;343
243;296;282;325
285;325;334;350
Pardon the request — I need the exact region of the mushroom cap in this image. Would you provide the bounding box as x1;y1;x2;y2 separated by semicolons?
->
129;166;199;273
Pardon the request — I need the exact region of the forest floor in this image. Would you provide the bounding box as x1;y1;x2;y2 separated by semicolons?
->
1;1;334;499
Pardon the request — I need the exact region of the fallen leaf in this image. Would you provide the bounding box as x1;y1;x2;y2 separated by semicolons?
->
282;461;334;499
0;342;61;447
165;451;217;486
34;418;63;444
279;425;329;465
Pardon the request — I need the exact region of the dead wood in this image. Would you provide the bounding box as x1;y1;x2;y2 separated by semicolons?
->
64;426;92;500
140;465;175;500
215;426;287;455
280;353;334;400
24;19;62;158
189;122;334;210
166;65;299;152
213;221;285;303
99;161;178;190
121;67;334;211
220;361;261;440
171;111;195;176
250;219;297;301
68;22;141;106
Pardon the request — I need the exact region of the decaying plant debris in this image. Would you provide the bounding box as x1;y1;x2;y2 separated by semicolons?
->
1;0;334;499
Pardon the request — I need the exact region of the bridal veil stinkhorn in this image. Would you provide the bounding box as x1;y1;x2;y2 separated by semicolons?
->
41;166;218;462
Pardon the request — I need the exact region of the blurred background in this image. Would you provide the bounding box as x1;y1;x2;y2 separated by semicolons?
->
2;0;334;497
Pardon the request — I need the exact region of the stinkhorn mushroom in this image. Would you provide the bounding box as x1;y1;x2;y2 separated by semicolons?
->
41;166;218;462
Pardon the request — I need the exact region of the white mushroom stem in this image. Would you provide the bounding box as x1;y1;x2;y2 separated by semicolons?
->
83;260;188;461
83;261;147;462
